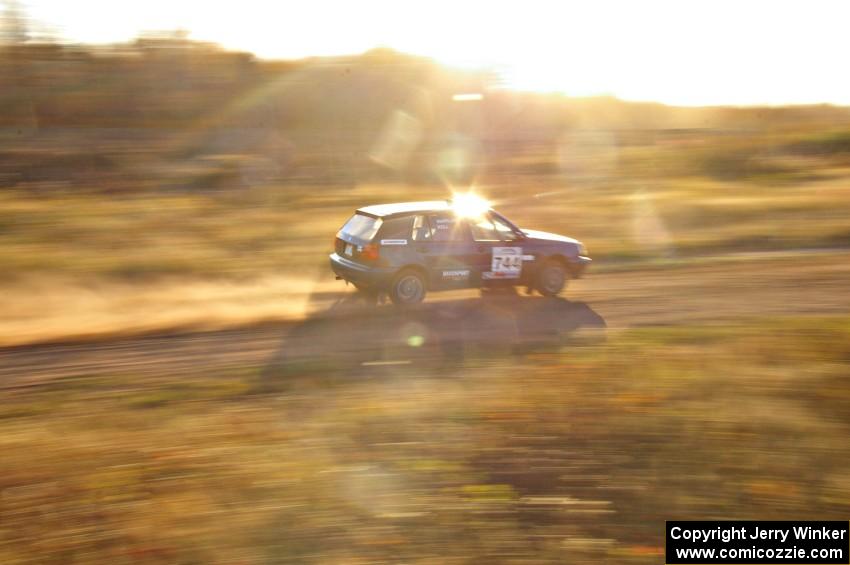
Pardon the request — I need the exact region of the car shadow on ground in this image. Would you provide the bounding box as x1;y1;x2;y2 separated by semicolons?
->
261;288;607;381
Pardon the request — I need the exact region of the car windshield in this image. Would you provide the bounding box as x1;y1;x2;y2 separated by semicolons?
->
339;213;382;241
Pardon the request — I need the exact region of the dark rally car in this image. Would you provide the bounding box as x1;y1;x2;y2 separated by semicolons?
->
330;200;591;305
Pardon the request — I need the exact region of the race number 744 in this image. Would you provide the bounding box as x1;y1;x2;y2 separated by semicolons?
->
492;247;523;275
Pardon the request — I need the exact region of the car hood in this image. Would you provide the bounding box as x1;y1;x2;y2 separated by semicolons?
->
522;229;580;245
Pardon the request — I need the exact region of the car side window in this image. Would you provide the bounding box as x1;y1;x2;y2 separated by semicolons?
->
469;216;500;241
470;214;520;242
427;214;465;242
492;215;520;242
411;215;431;241
379;216;414;240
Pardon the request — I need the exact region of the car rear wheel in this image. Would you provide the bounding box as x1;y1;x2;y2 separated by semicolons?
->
537;260;568;296
389;269;426;306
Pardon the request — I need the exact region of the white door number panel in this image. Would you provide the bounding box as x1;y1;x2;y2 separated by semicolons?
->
490;247;522;278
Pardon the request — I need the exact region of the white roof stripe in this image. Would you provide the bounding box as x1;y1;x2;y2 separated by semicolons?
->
358;201;450;217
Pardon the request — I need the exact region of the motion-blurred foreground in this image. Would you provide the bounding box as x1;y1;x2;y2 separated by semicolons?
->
1;30;850;564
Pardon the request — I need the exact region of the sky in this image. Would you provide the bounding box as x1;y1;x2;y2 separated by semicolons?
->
17;0;850;106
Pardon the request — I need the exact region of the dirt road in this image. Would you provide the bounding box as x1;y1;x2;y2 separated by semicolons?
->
2;252;849;387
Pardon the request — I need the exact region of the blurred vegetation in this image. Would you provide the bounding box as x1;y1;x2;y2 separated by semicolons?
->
0;33;849;342
1;316;848;563
1;34;850;191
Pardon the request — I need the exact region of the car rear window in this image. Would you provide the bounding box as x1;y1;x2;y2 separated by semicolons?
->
339;213;382;241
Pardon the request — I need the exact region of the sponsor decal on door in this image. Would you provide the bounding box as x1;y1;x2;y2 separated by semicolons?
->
442;269;470;281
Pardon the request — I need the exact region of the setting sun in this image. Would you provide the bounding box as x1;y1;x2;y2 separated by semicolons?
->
451;192;490;218
20;0;850;106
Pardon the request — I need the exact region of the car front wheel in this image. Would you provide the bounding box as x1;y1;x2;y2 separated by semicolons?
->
389;269;426;306
537;260;568;296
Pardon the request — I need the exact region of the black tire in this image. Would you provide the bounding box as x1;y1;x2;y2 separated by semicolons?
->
389;269;427;306
536;260;568;296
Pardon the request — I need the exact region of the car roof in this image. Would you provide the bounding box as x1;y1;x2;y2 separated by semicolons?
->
357;201;451;218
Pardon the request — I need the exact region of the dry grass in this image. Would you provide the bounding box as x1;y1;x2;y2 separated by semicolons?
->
1;150;850;344
1;317;848;563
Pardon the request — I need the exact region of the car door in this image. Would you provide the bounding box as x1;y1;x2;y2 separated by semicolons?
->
467;213;525;284
411;213;477;289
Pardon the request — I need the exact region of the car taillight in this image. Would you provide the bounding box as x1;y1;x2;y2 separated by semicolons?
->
361;243;380;261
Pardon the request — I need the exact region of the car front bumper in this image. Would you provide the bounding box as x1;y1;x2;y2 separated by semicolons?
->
329;253;394;288
569;256;592;278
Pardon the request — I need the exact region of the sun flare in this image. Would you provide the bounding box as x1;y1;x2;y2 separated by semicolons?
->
450;192;490;218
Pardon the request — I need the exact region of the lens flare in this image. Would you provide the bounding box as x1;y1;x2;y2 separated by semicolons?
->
451;192;490;218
